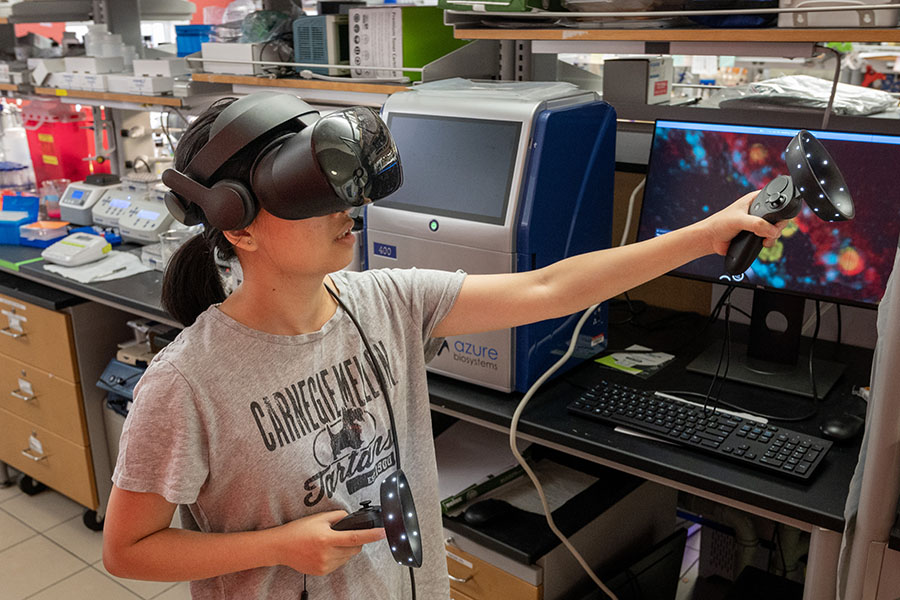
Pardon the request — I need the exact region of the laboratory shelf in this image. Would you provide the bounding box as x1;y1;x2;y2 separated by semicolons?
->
33;86;185;107
451;27;900;43
190;73;411;95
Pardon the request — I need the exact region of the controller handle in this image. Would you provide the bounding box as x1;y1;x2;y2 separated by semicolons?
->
331;500;384;531
724;175;801;276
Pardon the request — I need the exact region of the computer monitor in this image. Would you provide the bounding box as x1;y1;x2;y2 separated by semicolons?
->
637;119;900;398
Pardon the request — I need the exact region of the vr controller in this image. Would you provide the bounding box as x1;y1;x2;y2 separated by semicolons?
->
331;470;423;568
332;500;383;530
724;129;855;276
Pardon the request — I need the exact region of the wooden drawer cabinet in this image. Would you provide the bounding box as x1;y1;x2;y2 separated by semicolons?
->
446;543;542;600
0;407;96;508
0;292;78;382
450;588;478;600
0;292;92;508
0;354;86;445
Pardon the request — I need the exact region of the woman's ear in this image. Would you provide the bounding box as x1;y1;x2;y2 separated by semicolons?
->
222;228;256;252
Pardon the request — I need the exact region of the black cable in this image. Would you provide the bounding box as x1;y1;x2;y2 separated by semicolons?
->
836;303;843;346
660;390;818;422
132;157;152;173
300;574;308;600
325;285;401;471
161;110;176;154
816;45;843;130
809;300;821;402
703;285;734;413
324;284;417;600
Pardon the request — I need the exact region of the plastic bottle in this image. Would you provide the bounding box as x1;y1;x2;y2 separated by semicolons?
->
0;104;36;191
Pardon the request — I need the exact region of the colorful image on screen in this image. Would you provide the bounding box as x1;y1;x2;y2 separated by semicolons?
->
637;121;900;307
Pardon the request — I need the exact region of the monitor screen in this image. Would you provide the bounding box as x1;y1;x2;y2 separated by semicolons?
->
380;113;522;225
637;120;900;308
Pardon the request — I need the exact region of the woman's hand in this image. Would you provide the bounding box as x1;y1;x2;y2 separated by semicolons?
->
272;510;387;576
698;190;789;256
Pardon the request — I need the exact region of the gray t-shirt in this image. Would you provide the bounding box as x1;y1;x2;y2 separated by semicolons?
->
113;267;466;600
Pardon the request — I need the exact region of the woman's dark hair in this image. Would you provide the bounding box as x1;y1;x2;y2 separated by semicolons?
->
160;97;300;326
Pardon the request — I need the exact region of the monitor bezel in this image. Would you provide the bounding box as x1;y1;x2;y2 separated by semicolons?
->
639;118;897;311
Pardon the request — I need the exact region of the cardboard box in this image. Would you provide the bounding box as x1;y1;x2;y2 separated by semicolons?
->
778;0;899;27
200;42;263;76
107;73;175;95
603;57;672;106
347;6;467;81
63;56;125;74
131;57;189;78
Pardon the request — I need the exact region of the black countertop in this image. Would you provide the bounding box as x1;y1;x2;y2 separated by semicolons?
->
429;310;868;534
0;244;173;324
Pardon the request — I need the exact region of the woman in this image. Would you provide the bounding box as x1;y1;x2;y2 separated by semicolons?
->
102;94;784;599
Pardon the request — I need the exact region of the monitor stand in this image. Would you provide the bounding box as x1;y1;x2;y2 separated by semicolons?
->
687;289;846;399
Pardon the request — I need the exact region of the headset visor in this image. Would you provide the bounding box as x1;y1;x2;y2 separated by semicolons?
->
312;106;403;206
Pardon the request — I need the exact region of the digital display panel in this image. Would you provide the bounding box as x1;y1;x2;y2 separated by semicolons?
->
379;113;522;225
637;120;900;308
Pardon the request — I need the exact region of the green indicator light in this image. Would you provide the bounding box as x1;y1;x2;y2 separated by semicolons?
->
429;220;439;232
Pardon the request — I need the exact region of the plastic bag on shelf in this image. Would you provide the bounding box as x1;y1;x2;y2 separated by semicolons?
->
701;75;899;116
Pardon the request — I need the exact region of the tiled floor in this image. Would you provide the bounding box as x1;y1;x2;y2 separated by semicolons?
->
0;479;190;600
2;474;710;600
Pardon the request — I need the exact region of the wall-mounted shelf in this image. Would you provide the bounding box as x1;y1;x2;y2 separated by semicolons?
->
451;27;900;43
190;73;411;95
33;87;184;107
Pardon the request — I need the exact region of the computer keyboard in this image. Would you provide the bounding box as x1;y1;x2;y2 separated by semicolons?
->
567;380;832;482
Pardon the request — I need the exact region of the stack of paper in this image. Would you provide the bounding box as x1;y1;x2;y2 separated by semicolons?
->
435;420;530;516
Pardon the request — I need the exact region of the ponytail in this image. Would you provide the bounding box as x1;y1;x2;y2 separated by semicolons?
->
161;231;233;326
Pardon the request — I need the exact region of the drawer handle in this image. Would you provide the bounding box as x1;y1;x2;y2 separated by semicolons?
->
11;390;36;402
448;574;472;583
21;448;48;462
0;327;26;339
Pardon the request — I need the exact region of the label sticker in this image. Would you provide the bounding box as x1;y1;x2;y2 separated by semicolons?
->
2;310;27;333
445;550;473;570
373;242;397;260
18;378;33;397
0;297;26;311
28;433;43;456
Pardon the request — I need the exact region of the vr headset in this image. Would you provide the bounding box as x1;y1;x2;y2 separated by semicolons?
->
162;92;403;231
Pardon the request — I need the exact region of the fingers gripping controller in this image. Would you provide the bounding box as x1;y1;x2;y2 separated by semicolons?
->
330;470;423;568
723;130;855;276
724;176;801;275
331;501;384;530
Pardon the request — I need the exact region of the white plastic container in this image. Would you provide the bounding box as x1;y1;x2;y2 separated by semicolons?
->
778;0;900;27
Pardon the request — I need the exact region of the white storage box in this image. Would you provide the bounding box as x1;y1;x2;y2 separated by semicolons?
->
131;57;189;78
63;55;125;74
74;73;108;92
48;71;78;89
778;0;900;27
200;42;263;76
107;73;175;95
27;58;66;85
